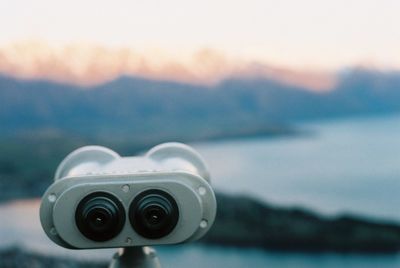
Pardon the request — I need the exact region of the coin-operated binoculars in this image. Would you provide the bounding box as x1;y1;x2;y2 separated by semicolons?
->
40;143;217;268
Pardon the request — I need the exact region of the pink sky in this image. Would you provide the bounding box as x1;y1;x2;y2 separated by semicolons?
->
0;41;335;90
0;0;399;90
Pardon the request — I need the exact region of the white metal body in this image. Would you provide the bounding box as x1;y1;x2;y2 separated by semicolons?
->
40;142;217;249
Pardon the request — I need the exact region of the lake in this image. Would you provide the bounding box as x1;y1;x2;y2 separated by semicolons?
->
194;114;400;222
1;115;400;267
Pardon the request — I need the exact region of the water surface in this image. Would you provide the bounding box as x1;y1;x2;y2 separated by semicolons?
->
1;200;399;268
1;115;400;267
194;115;400;222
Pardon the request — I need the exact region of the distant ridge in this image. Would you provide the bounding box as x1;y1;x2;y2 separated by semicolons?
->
0;42;335;90
0;69;400;142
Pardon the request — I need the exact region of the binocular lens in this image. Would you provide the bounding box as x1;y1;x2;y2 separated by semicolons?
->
130;190;179;239
75;192;125;241
75;190;178;241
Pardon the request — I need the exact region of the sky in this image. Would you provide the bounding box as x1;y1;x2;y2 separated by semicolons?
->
0;0;399;88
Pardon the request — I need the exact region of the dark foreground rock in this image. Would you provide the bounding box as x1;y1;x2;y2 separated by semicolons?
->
1;191;400;254
201;193;400;253
0;247;106;268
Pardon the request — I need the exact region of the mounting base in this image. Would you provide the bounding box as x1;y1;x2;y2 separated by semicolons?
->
109;247;162;268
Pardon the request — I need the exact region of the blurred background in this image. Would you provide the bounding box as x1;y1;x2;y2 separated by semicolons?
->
1;0;400;267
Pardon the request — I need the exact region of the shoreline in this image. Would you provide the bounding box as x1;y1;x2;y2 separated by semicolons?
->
1;193;399;254
1;245;399;268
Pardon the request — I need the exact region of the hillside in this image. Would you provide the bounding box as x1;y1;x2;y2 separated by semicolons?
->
1;69;399;143
203;193;400;252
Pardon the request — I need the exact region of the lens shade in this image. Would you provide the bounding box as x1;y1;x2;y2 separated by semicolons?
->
75;192;125;242
129;190;179;239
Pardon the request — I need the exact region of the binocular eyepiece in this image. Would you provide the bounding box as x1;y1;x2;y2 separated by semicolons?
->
75;192;125;242
75;190;179;242
129;190;179;239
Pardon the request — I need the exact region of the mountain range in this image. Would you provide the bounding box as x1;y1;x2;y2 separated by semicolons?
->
1;68;400;144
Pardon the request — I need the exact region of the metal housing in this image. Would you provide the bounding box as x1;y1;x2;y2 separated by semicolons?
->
40;143;217;249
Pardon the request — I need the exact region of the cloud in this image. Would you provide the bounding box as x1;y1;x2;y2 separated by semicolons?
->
0;41;336;91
